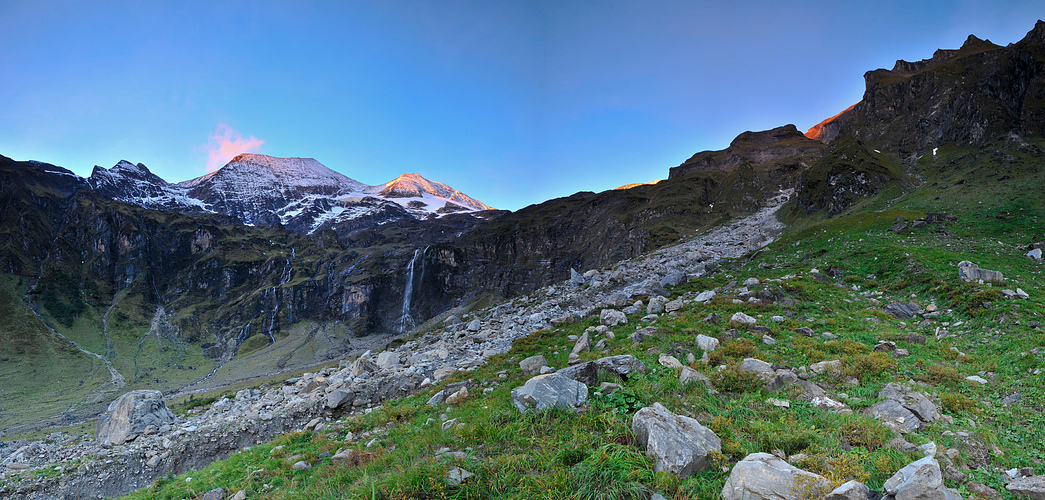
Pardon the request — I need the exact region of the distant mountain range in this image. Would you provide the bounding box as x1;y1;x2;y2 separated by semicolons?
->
87;153;494;236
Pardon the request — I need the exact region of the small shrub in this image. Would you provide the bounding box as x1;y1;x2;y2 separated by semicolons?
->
711;365;763;393
845;353;895;381
941;393;978;414
720;338;757;359
838;415;890;450
825;338;871;356
916;365;962;385
590;388;646;416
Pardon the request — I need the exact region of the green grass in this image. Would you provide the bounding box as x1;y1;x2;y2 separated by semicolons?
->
110;138;1045;499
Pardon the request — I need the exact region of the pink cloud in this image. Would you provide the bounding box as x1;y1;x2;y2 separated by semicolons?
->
204;124;264;172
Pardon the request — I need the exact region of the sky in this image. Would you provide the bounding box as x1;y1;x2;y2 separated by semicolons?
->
1;1;1042;211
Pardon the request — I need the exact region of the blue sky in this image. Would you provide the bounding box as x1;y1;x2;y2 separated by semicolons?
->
1;1;1041;210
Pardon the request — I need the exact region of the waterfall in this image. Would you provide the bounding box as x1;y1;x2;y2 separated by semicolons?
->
397;248;422;333
267;255;292;345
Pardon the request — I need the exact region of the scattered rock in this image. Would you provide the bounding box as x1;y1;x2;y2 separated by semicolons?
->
679;367;713;391
881;301;925;319
695;290;716;303
201;487;227;500
882;456;962;500
660;272;688;288
825;480;871;500
1027;248;1043;261
664;300;685;313
292;461;311;471
632;403;721;477
696;334;719;352
738;358;774;380
558;355;648;386
446;466;475;485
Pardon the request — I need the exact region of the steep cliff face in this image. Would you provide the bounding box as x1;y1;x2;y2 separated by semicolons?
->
810;21;1045;153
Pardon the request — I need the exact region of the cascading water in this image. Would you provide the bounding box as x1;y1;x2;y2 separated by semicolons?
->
397;248;422;333
267;253;293;345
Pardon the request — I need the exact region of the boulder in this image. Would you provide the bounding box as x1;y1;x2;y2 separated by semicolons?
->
658;353;684;368
95;390;175;446
605;293;632;307
558;355;647;386
958;261;1003;282
826;480;871;500
881;302;925;320
350;354;379;376
866;399;922;434
570;268;586;286
571;332;591;356
520;355;548;377
511;373;588;413
882;456;963;500
1007;475;1045;500
664;300;685;313
809;360;843;376
600;309;627;326
201;488;227;500
660;272;688;288
679;367;713;391
325;389;355;409
794;326;815;337
722;452;831;500
730;312;757;326
738;358;774;380
466;319;482;332
647;296;669;314
696;334;719;352
376;351;399;370
632;403;721;477
695;290;716;303
1028;248;1043;261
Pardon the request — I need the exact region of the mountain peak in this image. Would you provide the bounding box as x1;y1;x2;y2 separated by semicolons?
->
378;172;494;211
1019;19;1045;45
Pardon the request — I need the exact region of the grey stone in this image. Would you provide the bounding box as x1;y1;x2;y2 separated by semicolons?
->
326;390;355;409
695;290;716;302
350;354;379;376
600;309;627;326
866;399;922;434
647;295;668;314
658;353;684;368
231;490;247;500
810;360;842;376
1007;475;1045;500
722;452;831;500
201;487;227;500
292;460;311;470
794;326;815;337
511;373;588;413
447;466;475;485
882;302;925;319
570;268;586;286
766;370;799;392
738;358;774;380
571;332;591;356
605;293;632;308
95;390;176;446
958;261;1004;282
520;355;548;377
467;319;482;332
696;334;719;352
825;480;870;500
632;403;721;477
730;312;757;325
1028;248;1043;261
558;355;647;386
631;326;658;344
883;456;963;500
376;351;399;370
679;367;713;390
443;315;462;327
660;272;688;288
665;299;685;313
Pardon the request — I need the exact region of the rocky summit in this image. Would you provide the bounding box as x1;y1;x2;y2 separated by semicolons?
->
2;19;1045;500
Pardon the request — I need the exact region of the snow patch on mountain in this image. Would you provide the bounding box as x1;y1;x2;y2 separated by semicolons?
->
88;154;494;235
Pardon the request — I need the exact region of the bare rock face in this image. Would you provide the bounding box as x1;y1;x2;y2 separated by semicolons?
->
95;390;175;446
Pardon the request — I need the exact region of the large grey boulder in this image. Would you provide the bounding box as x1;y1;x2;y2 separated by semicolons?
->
557;355;647;387
95;390;175;446
881;302;925;320
958;261;1003;282
632;403;720;477
1007;475;1045;500
722;452;831;500
376;351;399;370
350;353;379;376
696;334;719;352
511;373;588;413
882;456;963;500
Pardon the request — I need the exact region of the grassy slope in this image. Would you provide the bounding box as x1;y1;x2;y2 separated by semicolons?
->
103;143;1042;499
116;139;1045;499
